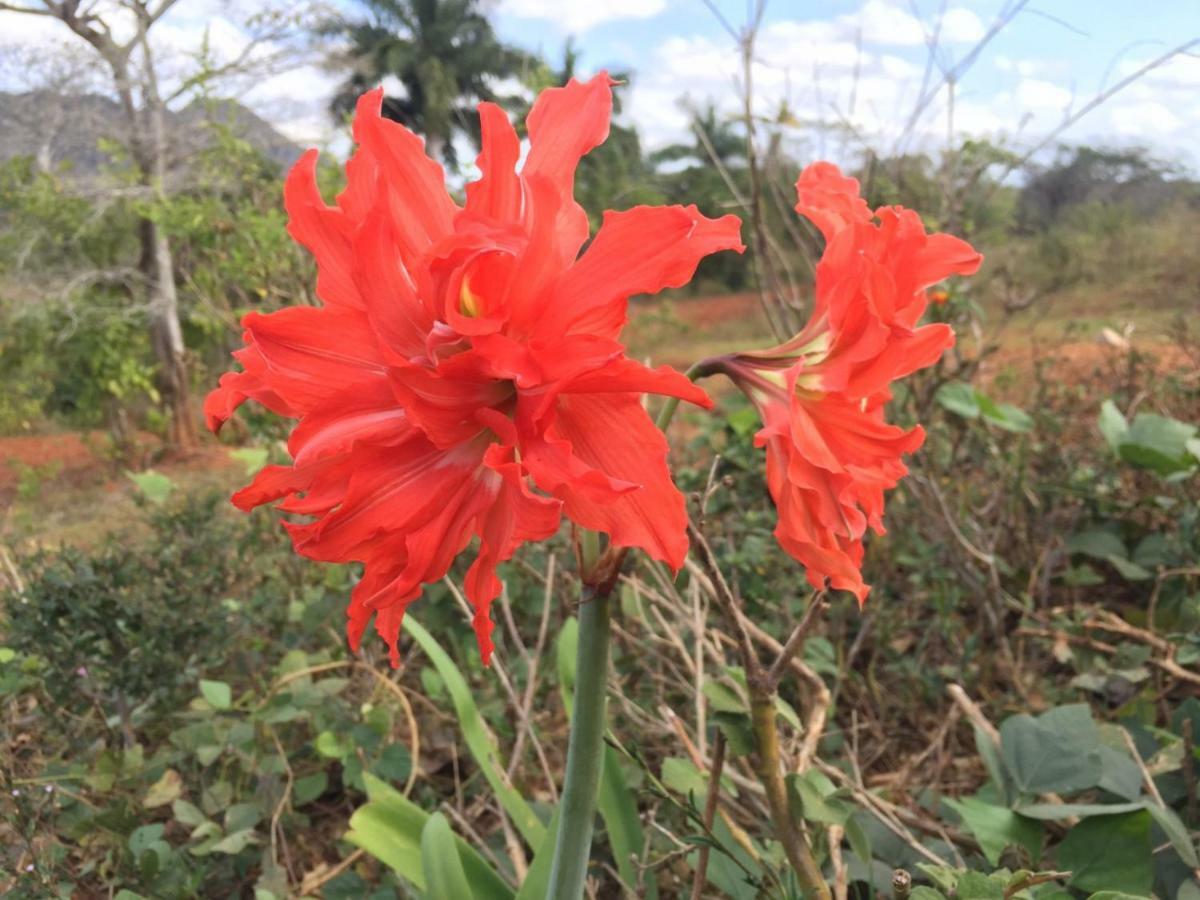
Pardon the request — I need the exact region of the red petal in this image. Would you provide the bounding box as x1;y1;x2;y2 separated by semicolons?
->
388;355;513;448
284;150;362;309
353;207;432;359
464;446;561;664
203;368;294;432
352;88;458;264
914;232;984;286
795;162;873;242
560;357;713;409
240;306;387;414
544;204;744;339
464;102;522;222
546;393;691;570
289;439;479;564
522;430;640;505
288;380;413;465
522;72;615;264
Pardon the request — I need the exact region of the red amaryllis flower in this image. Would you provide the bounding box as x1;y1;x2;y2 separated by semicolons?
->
206;73;743;666
707;162;980;601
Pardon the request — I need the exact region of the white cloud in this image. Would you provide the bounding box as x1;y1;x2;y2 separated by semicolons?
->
0;10;67;47
939;8;985;44
1121;53;1200;89
1014;78;1073;112
1108;100;1182;136
500;0;668;34
851;1;985;47
854;0;926;45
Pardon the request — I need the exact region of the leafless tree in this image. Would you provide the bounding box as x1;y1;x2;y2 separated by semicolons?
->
0;0;309;449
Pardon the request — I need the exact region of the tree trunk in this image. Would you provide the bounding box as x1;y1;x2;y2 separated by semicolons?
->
140;216;196;450
133;25;197;452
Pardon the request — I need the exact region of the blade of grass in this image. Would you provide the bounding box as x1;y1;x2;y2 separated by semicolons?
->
346;773;514;899
405;616;546;849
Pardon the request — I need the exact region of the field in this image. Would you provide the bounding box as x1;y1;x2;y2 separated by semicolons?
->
1;6;1200;897
3;273;1199;897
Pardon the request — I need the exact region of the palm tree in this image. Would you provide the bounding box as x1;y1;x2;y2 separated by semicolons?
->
650;102;744;168
325;0;532;164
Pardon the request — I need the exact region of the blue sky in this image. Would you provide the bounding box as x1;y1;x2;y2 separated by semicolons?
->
488;0;1200;168
3;0;1198;170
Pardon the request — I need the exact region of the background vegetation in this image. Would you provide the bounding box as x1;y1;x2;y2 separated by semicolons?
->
1;0;1198;897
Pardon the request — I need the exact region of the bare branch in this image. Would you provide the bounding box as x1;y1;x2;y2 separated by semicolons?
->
0;2;56;15
996;38;1200;184
765;591;827;689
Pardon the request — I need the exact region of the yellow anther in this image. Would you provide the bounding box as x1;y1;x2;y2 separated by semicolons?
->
460;276;482;317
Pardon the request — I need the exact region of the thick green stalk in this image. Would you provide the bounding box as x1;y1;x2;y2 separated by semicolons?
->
545;584;612;898
750;688;830;900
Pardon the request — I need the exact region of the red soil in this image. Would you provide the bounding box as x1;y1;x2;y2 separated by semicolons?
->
0;431;238;508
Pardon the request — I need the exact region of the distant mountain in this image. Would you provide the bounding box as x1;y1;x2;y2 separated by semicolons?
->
0;90;304;179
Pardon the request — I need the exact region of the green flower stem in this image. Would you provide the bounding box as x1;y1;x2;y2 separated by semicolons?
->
545;583;612;899
544;356;718;897
655;360;718;433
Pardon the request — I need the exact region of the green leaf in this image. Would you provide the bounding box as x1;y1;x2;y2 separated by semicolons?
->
1057;810;1152;895
346;773;513;900
711;712;756;757
702;678;748;714
293;772;328;807
787;770;851;826
129;824;165;857
661;756;708;796
1106;555;1153;581
420;813;475;900
314;731;353;759
1066;530;1127;560
127;469;174;504
513;807;560;900
843;815;871;870
1098;400;1129;452
977;394;1034;433
199;679;232;710
945;796;1043;866
1015;801;1147;820
1144;803;1199;867
937;381;981;419
974;723;1015;805
1119;413;1198;476
599;746;656;898
955;870;1005;899
172;799;208;828
211;828;259;855
991;402;1034;433
405;616;544;850
143;768;183;808
187;821;224;855
229;446;269;475
728;405;761;437
1097;746;1143;801
1000;704;1102;795
225;802;262;833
